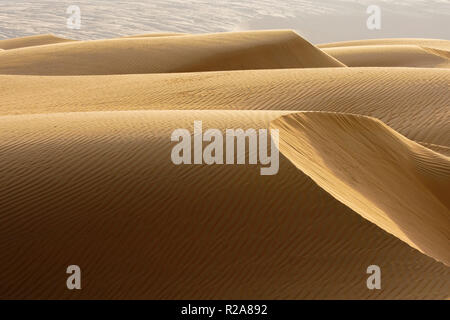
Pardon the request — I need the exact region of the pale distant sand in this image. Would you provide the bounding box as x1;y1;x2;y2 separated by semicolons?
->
0;30;344;75
318;38;450;51
121;32;187;38
0;30;448;299
1;68;448;145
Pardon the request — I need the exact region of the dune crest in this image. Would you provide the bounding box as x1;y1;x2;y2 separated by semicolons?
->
0;110;448;299
0;34;74;50
272;112;450;265
318;38;450;51
0;30;345;75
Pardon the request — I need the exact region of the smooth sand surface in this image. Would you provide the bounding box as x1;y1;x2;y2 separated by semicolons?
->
0;34;74;50
0;31;448;299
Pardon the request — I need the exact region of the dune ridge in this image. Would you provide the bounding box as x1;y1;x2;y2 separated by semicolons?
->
272;112;450;265
323;45;450;68
0;34;74;50
420;47;450;60
0;30;345;75
419;143;450;157
0;110;448;299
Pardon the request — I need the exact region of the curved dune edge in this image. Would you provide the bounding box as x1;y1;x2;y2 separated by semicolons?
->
0;34;74;50
323;45;449;68
0;30;345;75
0;110;448;299
271;112;450;265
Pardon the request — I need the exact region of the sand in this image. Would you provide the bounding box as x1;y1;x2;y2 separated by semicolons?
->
272;112;449;265
1;68;448;146
122;32;187;38
318;38;450;51
0;30;344;75
320;38;450;68
0;31;448;299
0;34;74;50
323;45;450;68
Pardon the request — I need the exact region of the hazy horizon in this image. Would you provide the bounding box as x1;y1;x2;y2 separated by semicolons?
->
1;0;449;43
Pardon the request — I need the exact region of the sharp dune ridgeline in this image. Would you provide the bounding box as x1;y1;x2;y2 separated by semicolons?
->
121;32;187;38
271;112;450;265
1;68;448;145
319;38;450;68
0;30;449;299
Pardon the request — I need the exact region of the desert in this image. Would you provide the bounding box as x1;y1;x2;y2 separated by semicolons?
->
0;29;448;299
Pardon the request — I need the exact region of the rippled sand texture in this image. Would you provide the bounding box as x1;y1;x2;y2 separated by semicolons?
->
0;30;449;299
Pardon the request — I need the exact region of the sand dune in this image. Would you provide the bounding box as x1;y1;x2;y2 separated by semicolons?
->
420;143;450;157
0;30;345;75
1;67;448;146
0;30;448;299
122;32;187;38
0;110;448;299
323;45;450;68
0;34;74;50
318;38;450;51
272;112;450;265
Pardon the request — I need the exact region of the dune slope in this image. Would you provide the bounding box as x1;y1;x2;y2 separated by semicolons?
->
0;34;74;50
0;30;448;300
323;45;450;68
272;112;450;265
122;32;187;38
0;30;345;75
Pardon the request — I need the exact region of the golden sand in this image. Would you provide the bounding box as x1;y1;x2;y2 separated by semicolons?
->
0;31;448;299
